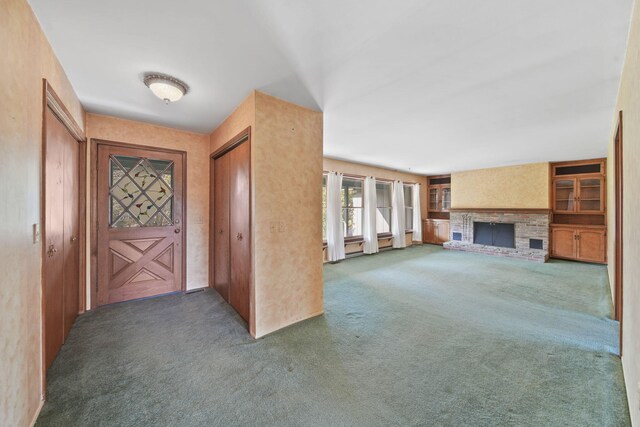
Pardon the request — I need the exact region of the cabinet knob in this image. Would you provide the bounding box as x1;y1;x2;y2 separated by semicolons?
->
237;233;243;241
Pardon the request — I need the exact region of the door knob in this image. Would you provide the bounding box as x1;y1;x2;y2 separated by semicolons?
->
219;229;223;235
71;236;77;242
47;244;57;257
236;233;243;241
175;228;181;234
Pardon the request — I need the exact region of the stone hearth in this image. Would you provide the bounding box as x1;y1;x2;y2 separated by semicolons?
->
443;209;551;262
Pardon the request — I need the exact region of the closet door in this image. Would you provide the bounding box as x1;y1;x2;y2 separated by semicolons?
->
229;141;251;322
63;126;80;340
44;108;66;372
213;153;231;301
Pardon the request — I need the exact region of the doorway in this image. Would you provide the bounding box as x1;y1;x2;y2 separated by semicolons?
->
41;81;86;380
614;111;623;356
93;141;186;306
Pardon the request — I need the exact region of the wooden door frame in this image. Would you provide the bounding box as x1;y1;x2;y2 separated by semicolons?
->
90;139;188;309
41;79;87;396
614;111;623;356
209;127;253;332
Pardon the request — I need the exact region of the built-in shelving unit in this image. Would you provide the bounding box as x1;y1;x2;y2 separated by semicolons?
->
423;175;451;244
550;158;606;263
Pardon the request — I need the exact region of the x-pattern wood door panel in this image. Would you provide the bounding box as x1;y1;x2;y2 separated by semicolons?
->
97;144;184;306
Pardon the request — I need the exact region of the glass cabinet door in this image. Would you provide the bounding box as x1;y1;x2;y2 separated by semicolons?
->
554;179;576;212
429;188;439;211
578;178;602;212
441;187;451;211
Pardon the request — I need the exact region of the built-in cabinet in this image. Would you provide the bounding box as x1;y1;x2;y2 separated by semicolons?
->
212;136;251;323
424;175;451;245
550;159;606;264
423;219;450;245
551;226;606;263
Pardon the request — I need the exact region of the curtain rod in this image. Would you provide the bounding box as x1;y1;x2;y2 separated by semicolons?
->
323;171;421;185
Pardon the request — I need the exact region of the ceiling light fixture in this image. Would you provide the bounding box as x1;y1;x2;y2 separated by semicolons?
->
143;72;189;104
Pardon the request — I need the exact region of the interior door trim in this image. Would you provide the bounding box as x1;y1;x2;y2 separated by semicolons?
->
614;110;623;356
90;139;188;309
40;80;87;397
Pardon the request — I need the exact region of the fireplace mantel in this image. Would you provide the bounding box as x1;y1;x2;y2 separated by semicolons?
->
448;208;551;214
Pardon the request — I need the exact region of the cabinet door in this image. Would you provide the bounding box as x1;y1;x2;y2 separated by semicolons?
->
423;220;434;243
577;177;604;213
551;228;576;259
440;187;451;211
437;221;450;243
577;229;606;263
554;178;576;212
428;188;438;211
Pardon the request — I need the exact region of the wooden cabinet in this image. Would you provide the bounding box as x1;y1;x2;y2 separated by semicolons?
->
551;226;606;264
550;159;606;264
423;219;450;245
553;176;604;214
428;185;451;212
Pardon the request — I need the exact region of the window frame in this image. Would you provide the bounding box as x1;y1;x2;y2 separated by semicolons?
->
341;177;365;240
404;184;414;232
322;173;328;243
375;180;393;237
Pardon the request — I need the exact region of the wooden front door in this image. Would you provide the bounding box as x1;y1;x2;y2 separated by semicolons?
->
43;107;81;372
97;144;184;306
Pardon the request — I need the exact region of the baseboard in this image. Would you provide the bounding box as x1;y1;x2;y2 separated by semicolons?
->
30;399;45;427
184;286;209;294
254;309;325;339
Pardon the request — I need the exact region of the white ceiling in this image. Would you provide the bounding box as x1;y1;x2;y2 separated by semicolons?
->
29;0;632;174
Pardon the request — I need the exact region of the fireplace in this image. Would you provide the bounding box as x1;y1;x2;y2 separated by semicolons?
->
443;209;551;262
473;222;515;248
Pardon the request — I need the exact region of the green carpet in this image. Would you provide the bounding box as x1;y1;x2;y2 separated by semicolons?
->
36;245;630;426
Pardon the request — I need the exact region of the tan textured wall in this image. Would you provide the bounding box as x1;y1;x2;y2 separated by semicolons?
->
86;114;210;293
0;0;85;425
607;1;640;423
451;163;550;209
253;92;324;338
209;92;323;338
322;158;428;218
210;93;256;154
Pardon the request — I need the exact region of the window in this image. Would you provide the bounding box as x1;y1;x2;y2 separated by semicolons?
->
322;174;327;241
404;184;413;231
341;178;364;238
109;155;174;228
376;182;392;234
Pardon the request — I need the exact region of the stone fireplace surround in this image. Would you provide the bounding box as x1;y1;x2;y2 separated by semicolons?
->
443;209;551;262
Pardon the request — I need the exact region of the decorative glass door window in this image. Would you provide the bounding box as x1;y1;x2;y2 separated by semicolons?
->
429;188;438;211
554;179;576;212
441;187;451;211
578;178;602;212
109;155;174;227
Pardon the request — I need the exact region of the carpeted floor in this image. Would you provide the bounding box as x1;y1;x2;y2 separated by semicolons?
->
36;245;630;426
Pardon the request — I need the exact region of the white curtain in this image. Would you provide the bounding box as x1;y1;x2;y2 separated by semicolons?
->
363;176;379;254
412;183;422;242
326;172;345;261
391;180;406;249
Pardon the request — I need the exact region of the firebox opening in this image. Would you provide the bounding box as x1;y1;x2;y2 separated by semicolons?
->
473;222;515;248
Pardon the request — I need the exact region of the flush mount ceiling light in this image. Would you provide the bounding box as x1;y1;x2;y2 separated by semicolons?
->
143;73;189;104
